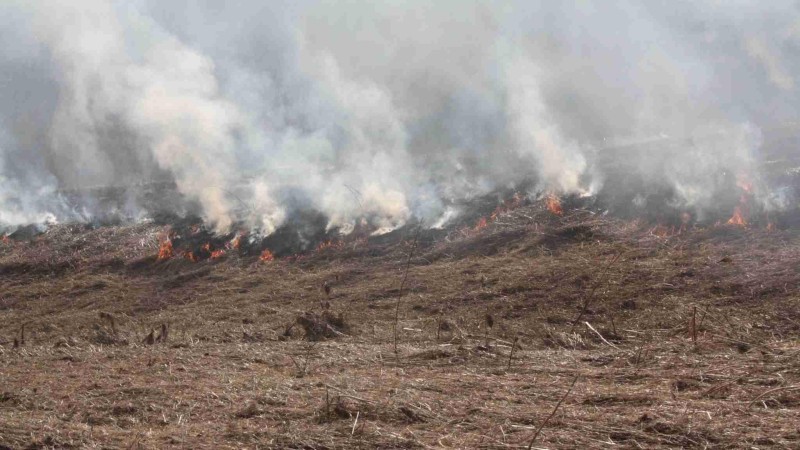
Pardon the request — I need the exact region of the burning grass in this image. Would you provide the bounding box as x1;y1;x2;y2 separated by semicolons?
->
259;249;274;262
157;238;174;260
1;198;800;448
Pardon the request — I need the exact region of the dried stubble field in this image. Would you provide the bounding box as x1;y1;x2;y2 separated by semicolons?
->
1;203;800;449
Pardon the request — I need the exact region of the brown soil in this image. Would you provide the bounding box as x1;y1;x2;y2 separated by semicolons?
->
1;204;799;449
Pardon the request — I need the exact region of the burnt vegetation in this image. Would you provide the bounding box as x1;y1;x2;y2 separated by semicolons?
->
1;191;800;449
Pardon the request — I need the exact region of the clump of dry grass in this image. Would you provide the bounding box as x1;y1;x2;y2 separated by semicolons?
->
90;321;129;346
296;311;349;341
542;326;595;350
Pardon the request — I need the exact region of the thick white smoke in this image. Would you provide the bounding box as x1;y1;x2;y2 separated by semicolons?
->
0;1;798;233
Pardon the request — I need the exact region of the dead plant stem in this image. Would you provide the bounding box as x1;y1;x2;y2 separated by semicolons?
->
527;374;579;449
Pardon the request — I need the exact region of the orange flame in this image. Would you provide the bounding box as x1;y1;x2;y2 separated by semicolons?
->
259;249;275;262
184;251;198;262
157;239;174;261
316;239;344;252
727;206;747;227
229;234;244;250
546;194;563;215
211;249;226;259
720;173;753;228
460;193;524;237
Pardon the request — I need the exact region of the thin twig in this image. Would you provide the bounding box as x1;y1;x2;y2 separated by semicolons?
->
698;306;709;329
325;386;330;420
351;411;360;436
746;385;800;410
507;336;519;371
584;322;619;349
527;375;579;449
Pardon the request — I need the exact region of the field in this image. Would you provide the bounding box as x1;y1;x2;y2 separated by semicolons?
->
2;202;800;449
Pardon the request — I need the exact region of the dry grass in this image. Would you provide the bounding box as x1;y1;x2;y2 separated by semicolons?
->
1;204;800;448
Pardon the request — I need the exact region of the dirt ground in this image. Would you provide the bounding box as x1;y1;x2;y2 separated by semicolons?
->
1;203;800;449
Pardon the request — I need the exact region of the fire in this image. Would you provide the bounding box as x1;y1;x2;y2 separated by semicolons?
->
1;234;9;244
184;251;198;262
460;215;488;237
727;206;747;227
316;239;344;252
229;233;244;250
720;173;754;228
157;239;174;261
461;193;525;237
546;194;563;215
259;249;274;262
210;248;226;259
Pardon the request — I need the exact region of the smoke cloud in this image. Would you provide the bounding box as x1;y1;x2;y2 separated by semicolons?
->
1;1;798;232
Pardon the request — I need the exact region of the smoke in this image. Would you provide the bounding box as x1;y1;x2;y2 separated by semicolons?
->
1;0;799;233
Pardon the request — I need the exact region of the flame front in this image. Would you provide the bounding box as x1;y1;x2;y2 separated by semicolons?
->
546;194;563;215
316;240;344;252
229;234;244;250
157;239;174;260
724;173;752;227
727;206;747;226
461;193;524;237
260;249;274;262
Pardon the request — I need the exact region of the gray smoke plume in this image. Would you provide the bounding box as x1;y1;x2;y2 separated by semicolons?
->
1;1;798;233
